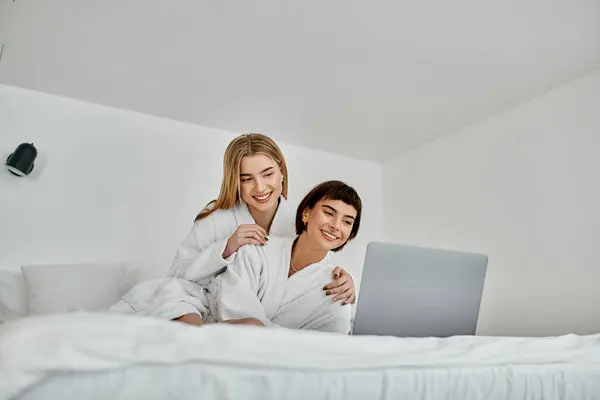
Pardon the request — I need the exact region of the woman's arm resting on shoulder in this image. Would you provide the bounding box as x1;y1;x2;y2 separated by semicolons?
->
168;215;235;282
323;266;356;305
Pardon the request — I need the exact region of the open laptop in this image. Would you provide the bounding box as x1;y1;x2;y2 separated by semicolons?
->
352;242;488;337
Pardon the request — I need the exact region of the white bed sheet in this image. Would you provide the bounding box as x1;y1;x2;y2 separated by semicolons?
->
1;313;600;400
14;361;600;400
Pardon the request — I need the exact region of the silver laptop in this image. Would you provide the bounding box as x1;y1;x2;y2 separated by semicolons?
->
352;242;488;337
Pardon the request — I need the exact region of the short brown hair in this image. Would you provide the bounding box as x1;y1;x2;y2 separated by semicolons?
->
295;180;362;252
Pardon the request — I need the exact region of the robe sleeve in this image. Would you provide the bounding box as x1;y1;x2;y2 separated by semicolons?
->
217;246;281;327
308;308;352;334
167;214;236;283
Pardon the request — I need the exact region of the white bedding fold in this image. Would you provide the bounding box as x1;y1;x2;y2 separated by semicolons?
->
1;313;600;400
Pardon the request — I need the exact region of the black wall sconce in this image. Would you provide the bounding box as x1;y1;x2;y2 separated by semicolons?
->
6;143;38;177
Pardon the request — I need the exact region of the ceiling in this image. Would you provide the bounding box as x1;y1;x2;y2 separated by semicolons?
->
1;0;599;163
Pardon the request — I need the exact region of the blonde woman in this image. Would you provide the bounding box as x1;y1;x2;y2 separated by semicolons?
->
166;134;356;308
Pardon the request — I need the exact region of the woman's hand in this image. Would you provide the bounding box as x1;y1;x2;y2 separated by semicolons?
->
323;266;356;305
222;224;268;259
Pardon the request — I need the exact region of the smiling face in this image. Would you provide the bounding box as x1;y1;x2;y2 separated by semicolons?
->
302;198;358;252
239;154;284;213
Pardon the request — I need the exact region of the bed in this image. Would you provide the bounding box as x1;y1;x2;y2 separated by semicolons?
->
1;312;600;400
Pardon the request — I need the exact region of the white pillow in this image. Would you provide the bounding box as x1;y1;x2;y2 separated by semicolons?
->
21;262;138;316
0;269;27;323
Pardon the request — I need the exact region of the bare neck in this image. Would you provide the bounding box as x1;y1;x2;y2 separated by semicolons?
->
248;200;279;232
291;233;328;271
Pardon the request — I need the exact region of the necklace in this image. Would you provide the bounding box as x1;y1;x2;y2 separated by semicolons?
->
290;238;300;274
290;259;298;273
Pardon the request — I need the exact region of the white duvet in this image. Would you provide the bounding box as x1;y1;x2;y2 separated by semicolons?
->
1;313;600;400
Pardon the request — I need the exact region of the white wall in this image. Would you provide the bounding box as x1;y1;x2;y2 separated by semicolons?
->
0;85;384;290
384;70;600;337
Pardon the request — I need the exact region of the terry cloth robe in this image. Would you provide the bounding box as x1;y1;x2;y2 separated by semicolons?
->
167;196;294;285
218;236;352;334
108;236;350;334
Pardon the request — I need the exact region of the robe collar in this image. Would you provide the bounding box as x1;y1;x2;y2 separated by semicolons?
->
232;196;292;236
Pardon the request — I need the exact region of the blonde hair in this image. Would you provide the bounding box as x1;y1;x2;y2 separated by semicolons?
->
195;133;289;221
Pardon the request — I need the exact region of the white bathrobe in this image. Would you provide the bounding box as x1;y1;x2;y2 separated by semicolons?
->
167;196;295;285
109;236;351;334
219;236;351;333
